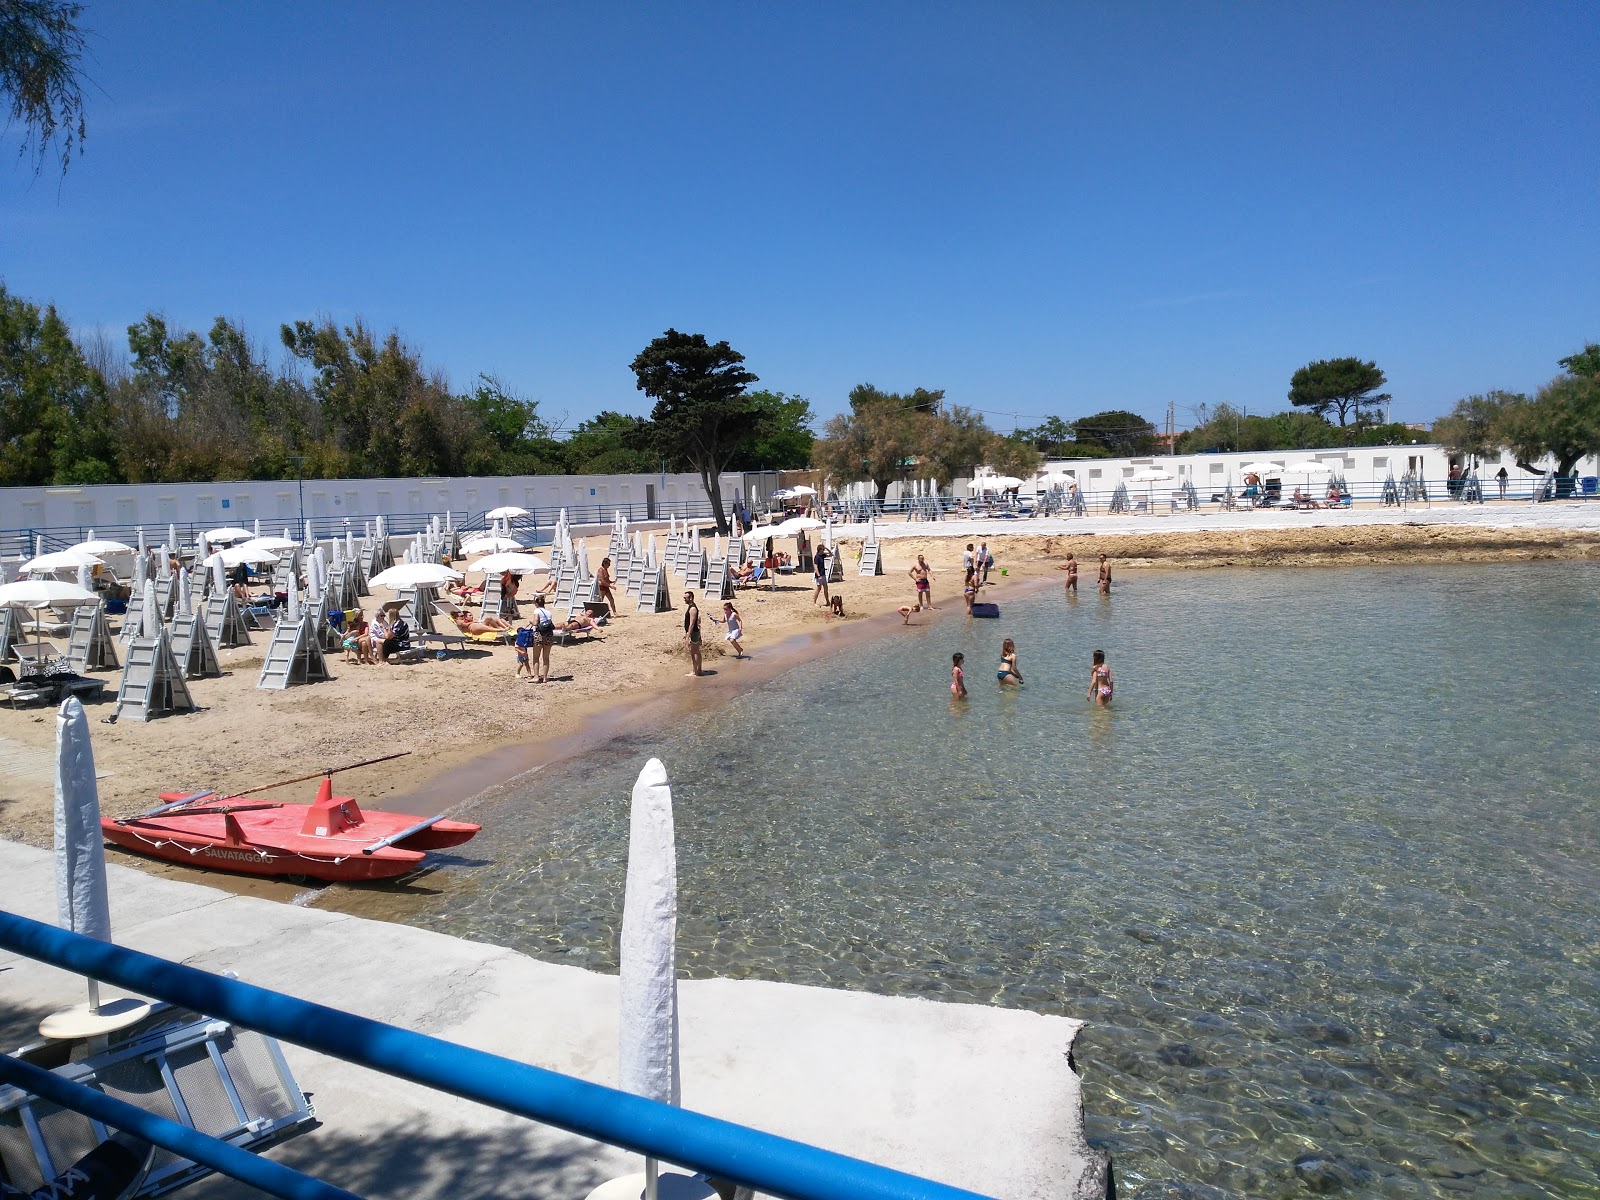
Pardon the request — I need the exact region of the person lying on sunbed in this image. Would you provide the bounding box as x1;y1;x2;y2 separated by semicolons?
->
561;612;603;635
450;611;511;636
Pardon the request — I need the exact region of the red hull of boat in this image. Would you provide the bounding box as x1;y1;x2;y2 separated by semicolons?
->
101;786;481;883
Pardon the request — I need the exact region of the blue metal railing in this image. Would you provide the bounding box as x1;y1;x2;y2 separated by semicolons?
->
0;912;993;1200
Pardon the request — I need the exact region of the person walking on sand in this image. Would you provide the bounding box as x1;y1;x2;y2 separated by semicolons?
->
682;590;703;677
812;542;831;606
596;557;620;614
950;652;967;699
978;542;994;584
909;555;935;610
1058;553;1078;595
997;637;1023;686
962;543;976;575
1097;554;1112;595
1087;649;1113;706
712;599;746;658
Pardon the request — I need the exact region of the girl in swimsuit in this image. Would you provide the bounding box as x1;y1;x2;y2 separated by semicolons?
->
963;567;977;614
950;652;967;699
1087;649;1113;706
713;600;746;658
996;637;1023;685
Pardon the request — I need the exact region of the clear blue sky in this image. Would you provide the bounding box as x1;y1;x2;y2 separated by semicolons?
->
5;2;1597;434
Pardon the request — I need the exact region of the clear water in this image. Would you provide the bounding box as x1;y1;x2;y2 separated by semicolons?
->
412;563;1600;1198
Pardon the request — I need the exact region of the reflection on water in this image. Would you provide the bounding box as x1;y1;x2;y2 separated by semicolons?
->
410;563;1600;1198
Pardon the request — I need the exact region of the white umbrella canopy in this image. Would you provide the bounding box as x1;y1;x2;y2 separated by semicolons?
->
69;539;134;556
784;484;818;496
1239;461;1284;477
459;534;523;554
204;526;256;545
466;552;551;575
239;536;298;553
22;549;103;575
366;562;463;590
1039;472;1075;488
1282;460;1335;476
1129;467;1175;483
784;515;824;531
484;505;530;520
203;546;279;569
0;579;98;609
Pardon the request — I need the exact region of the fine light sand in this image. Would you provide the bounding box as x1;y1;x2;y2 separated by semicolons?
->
4;513;1598;861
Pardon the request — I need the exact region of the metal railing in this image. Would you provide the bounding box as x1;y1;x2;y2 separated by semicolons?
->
0;912;993;1200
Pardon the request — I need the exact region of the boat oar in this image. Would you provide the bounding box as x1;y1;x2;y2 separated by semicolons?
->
115;790;216;826
217;751;413;803
124;802;284;822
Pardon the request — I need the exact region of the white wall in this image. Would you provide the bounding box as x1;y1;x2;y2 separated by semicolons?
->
0;470;749;534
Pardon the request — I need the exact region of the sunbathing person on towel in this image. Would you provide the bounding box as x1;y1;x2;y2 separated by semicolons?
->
451;611;511;636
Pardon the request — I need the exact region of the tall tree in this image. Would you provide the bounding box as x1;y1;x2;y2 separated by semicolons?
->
1;0;88;175
1558;343;1600;379
1288;358;1390;428
1497;375;1600;495
984;433;1045;479
812;384;942;500
1071;409;1158;456
1433;392;1518;465
562;410;655;474
0;283;114;484
629;329;760;533
726;390;815;471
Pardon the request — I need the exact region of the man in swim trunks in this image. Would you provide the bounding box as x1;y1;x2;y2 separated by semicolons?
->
1098;554;1112;595
1057;553;1078;595
909;555;934;610
682;590;703;677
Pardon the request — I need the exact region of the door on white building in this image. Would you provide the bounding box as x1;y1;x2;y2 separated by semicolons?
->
116;499;138;526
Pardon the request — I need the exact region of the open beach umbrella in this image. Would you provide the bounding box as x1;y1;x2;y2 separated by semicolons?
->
239;535;298;554
485;505;529;521
70;539;134;557
466;551;551;575
0;579;98;610
22;549;103;576
367;562;463;590
204;526;256;545
203;545;280;570
618;758;682;1196
785;484;817;496
1282;460;1334;481
1039;472;1074;489
460;534;523;554
1238;461;1283;477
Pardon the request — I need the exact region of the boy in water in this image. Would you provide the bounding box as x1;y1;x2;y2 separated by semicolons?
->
950;651;967;699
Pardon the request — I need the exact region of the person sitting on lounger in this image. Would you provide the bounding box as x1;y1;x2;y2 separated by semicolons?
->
732;560;758;585
450;611;510;636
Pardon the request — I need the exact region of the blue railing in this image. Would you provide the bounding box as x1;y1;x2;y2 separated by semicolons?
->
0;912;993;1200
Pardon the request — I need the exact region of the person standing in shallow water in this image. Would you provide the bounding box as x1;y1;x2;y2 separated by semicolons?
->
682;591;703;677
1087;648;1113;706
950;652;967;699
1058;553;1078;596
1097;554;1112;595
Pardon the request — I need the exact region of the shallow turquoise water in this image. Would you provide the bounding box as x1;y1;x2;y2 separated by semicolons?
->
418;563;1599;1198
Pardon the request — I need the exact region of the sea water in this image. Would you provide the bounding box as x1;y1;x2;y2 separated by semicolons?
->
415;562;1599;1198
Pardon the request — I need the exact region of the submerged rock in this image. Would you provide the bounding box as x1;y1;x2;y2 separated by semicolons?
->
1291;1153;1376;1193
1156;1042;1207;1067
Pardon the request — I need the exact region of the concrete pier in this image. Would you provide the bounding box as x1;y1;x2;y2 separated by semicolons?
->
0;842;1108;1199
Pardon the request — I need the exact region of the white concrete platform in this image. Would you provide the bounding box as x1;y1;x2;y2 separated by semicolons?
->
0;841;1108;1200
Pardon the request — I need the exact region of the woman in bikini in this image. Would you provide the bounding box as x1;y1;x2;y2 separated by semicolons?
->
596;557;619;613
996;637;1023;685
1057;553;1078;595
1087;649;1113;706
963;567;978;615
950;652;967;699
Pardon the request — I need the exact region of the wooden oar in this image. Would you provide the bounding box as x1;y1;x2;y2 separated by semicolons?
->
123;802;284;822
217;751;413;802
116;790;216;825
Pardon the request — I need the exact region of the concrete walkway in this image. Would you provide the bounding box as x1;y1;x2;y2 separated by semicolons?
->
0;842;1108;1200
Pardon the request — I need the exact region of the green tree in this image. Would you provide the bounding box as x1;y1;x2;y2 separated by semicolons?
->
629;329;761;533
1288;357;1390;428
1016;415;1077;457
562;410;656;474
812;384;942;500
1557;343;1600;379
983;432;1045;480
1433;392;1518;464
919;404;993;485
0;283;115;484
726;390;815;471
464;374;565;473
1;0;87;175
1072;409;1158;456
1497;374;1600;496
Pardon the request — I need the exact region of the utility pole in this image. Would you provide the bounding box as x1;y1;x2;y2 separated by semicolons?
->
288;455;307;527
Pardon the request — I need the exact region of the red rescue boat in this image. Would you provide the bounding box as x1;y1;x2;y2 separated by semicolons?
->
101;756;480;883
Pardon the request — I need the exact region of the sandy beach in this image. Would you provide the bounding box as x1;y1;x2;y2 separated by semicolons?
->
4;507;1598;859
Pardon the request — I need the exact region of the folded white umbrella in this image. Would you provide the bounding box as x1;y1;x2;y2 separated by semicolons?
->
366;562;463;590
466;552;551;575
22;549;103;574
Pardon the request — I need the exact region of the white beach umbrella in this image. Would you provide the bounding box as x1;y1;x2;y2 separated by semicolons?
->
1282;461;1334;477
76;563;92;592
1238;461;1283;477
210;555;226;594
618;757;682;1198
1129;467;1175;483
203;546;279;569
784;515;824;531
0;579;98;610
366;562;463;590
239;535;298;554
785;484;817;496
70;539;133;557
287;576;300;621
460;534;523;554
176;568;192;617
577;539;592;579
253;518;262;537
466;552;551;575
195;532;210;565
204;526;255;545
131;549;147;592
312;546;329;594
741;523;778;542
304;520;314;548
22;549;103;575
485;505;529;521
1039;472;1074;489
167;524;178;554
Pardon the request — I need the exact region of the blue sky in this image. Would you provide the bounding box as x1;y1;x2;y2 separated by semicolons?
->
5;2;1597;434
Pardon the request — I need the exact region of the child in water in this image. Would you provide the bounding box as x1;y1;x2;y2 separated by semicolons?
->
1087;648;1113;706
950;652;967;699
